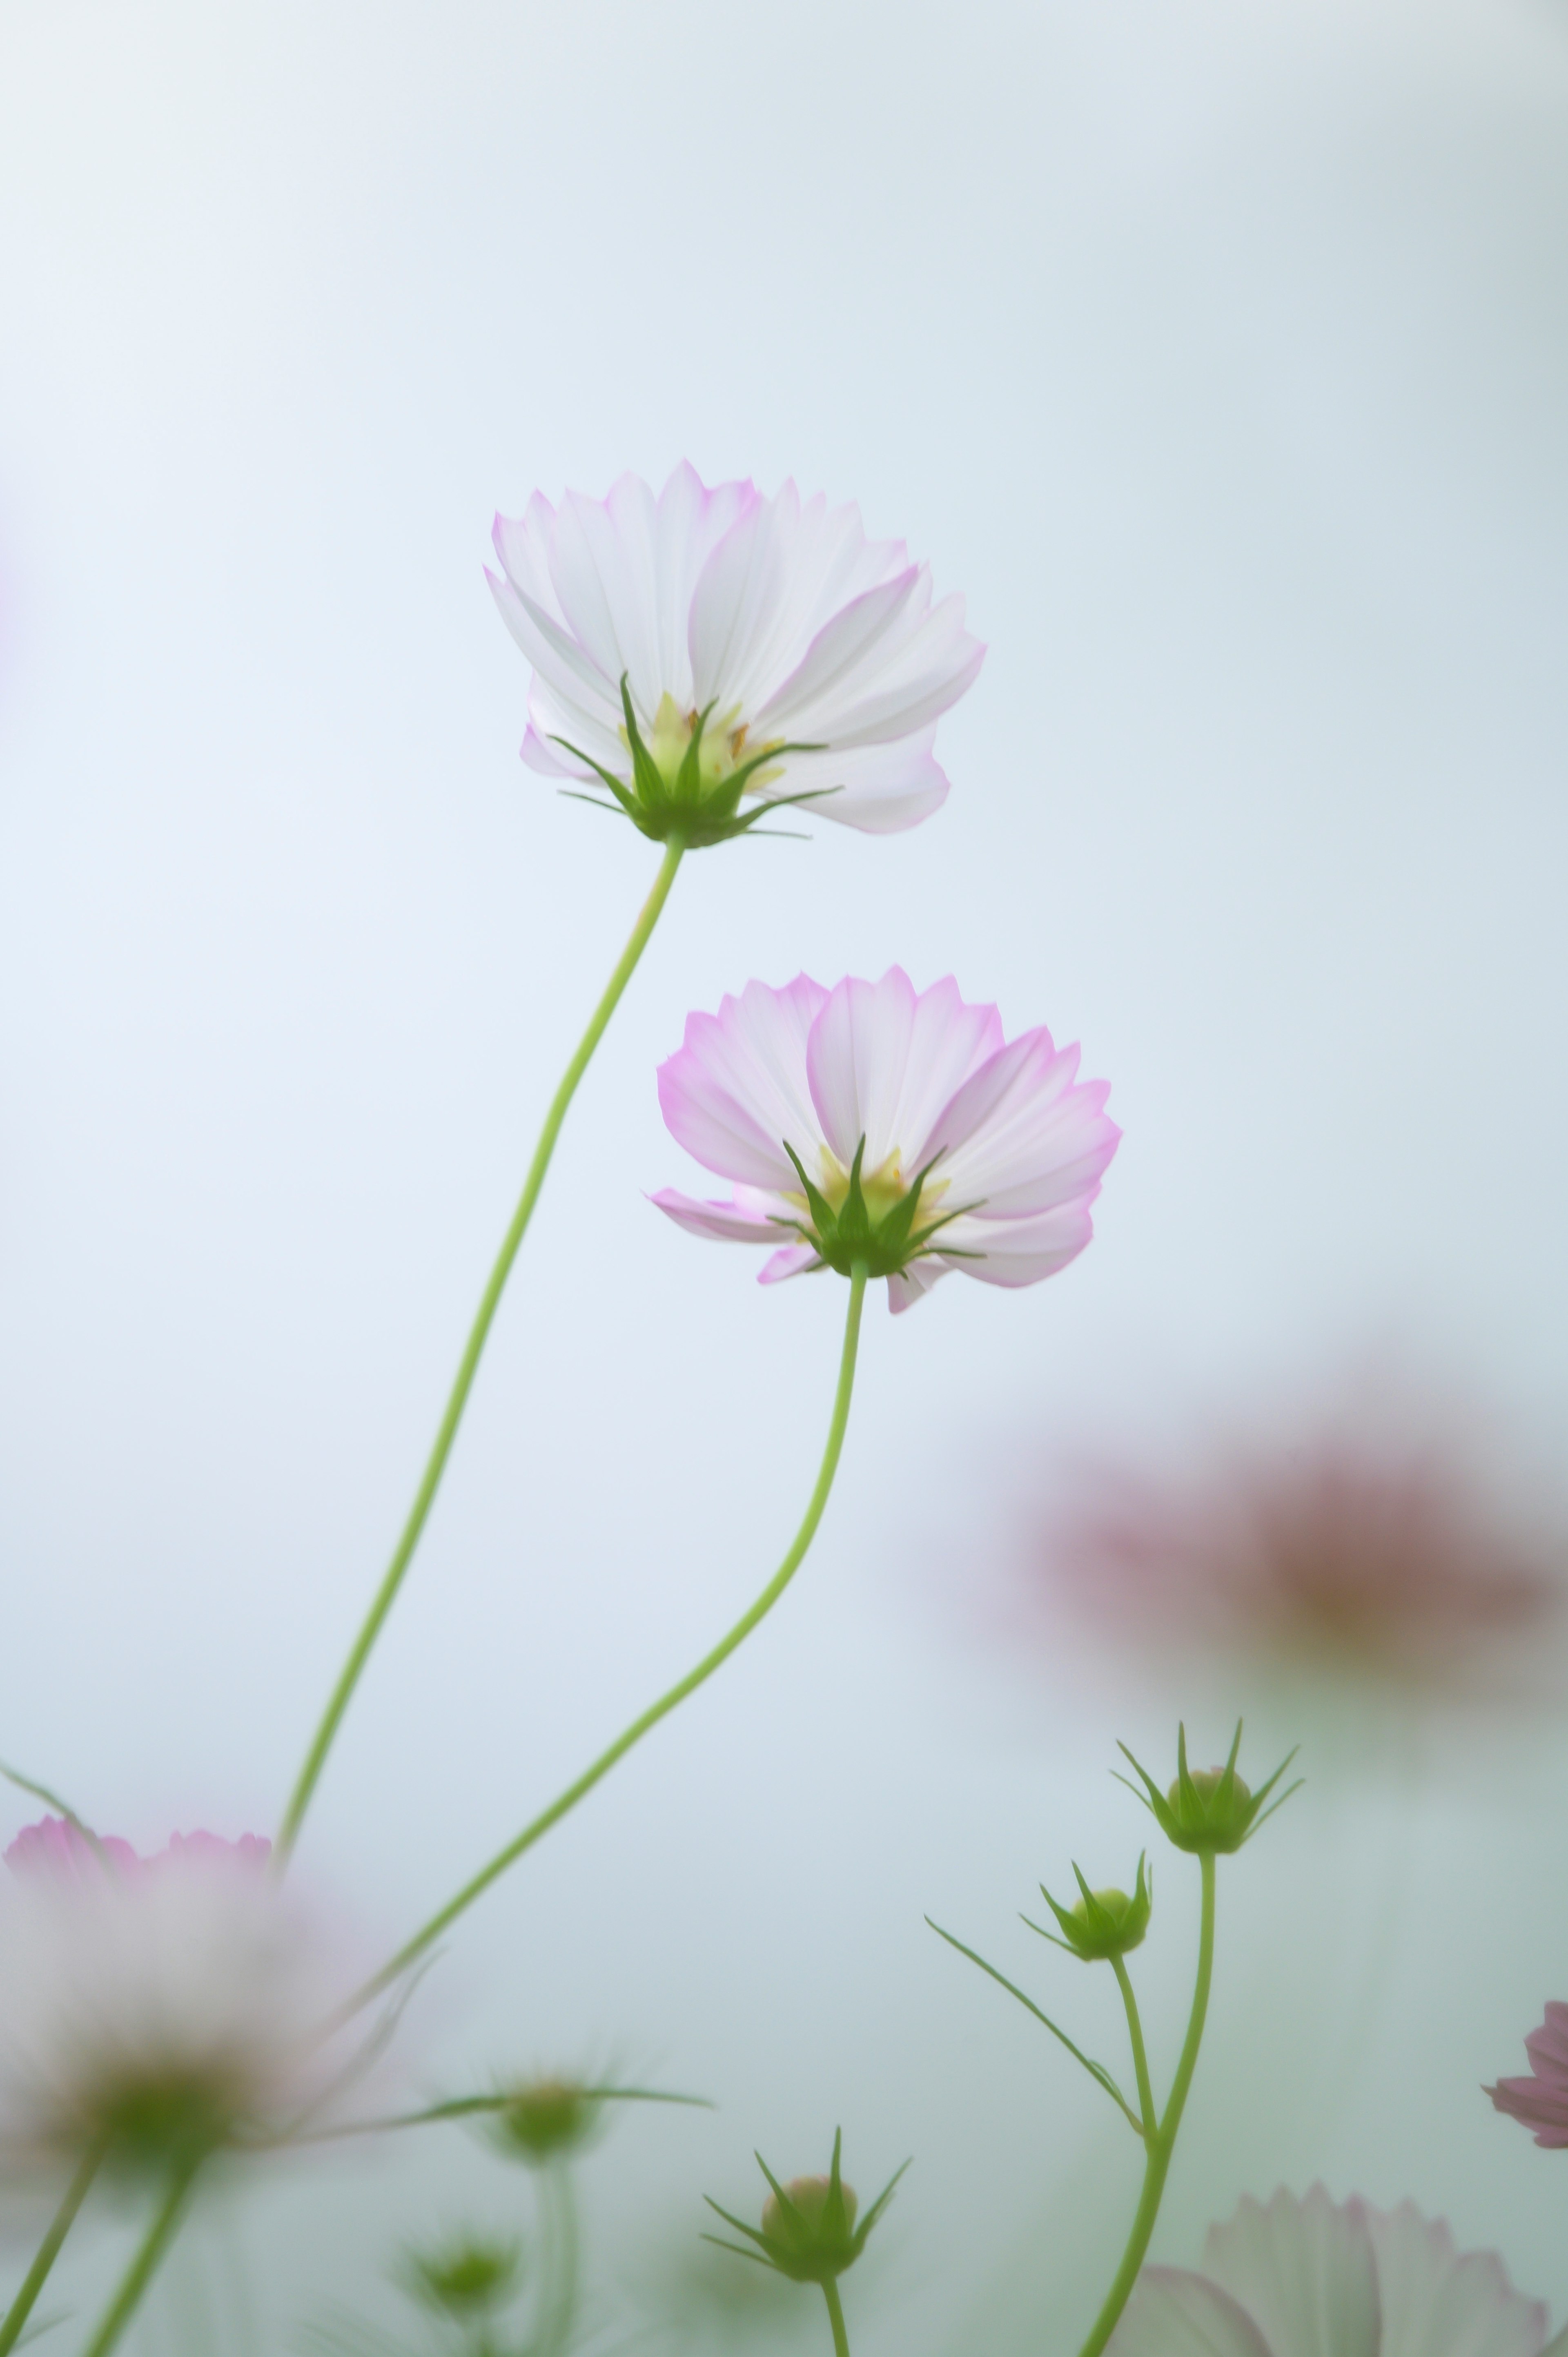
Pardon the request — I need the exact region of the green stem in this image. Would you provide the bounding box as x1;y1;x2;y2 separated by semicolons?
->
536;2162;579;2357
822;2277;851;2357
77;2153;203;2357
275;839;686;1864
0;2134;107;2355
349;1267;869;2009
1074;1853;1217;2357
1108;1953;1156;2137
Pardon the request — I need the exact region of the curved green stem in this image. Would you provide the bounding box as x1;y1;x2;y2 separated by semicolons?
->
1108;1953;1156;2137
1074;1853;1216;2357
275;839;686;1864
77;2152;203;2357
0;2133;107;2355
349;1268;869;2009
822;2277;851;2357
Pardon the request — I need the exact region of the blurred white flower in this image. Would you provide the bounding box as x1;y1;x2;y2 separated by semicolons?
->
1109;2185;1559;2357
0;1817;356;2179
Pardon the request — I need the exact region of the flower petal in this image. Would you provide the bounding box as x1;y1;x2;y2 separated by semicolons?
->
804;969;1001;1171
924;1032;1121;1217
934;1201;1098;1288
760;730;953;833
1202;2187;1380;2357
759;1241;821;1285
1107;2268;1276;2357
658;976;828;1189
648;1188;788;1245
1363;2201;1550;2357
887;1257;949;1315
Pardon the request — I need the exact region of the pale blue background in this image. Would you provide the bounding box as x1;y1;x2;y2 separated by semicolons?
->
1;0;1567;2347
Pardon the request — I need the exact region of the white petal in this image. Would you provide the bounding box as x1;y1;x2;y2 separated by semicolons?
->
1107;2268;1276;2357
886;1258;948;1315
757;575;984;747
492;491;563;611
755;568;922;733
648;1189;788;1245
1365;2201;1550;2357
805;968;919;1169
756;731;952;833
1203;2188;1381;2357
657;976;828;1190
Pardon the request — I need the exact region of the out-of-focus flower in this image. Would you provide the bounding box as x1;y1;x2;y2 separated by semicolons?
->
488;464;983;843
1488;2005;1568;2148
402;2233;522;2322
0;1817;354;2178
1107;2185;1556;2357
1042;1414;1567;1701
488;2076;603;2167
653;968;1118;1312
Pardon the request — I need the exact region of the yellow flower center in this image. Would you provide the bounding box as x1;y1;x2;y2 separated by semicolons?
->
630;693;784;801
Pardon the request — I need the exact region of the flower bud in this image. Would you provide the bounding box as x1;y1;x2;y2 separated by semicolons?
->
1039;1855;1152;1960
490;2076;599;2165
404;2235;520;2320
1118;1723;1299;1857
704;2130;908;2288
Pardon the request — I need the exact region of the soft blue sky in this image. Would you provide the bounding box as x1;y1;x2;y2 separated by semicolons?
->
2;0;1567;2346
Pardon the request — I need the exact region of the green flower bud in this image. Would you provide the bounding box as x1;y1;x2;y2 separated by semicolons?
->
490;2076;600;2165
1037;1854;1152;1960
403;2234;521;2321
1118;1722;1300;1857
704;2130;909;2289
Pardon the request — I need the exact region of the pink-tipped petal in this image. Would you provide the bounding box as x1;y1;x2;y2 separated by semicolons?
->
658;975;827;1190
759;1242;820;1285
650;1189;786;1245
886;1258;948;1315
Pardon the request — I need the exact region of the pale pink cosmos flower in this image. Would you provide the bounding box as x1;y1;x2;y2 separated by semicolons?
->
1108;2185;1559;2357
488;464;983;837
0;1817;359;2177
1489;2005;1568;2149
653;968;1119;1313
1038;1412;1566;1700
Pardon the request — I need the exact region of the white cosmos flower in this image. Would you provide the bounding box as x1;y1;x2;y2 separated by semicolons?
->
1108;2186;1563;2357
652;967;1118;1313
488;464;983;841
0;1818;359;2178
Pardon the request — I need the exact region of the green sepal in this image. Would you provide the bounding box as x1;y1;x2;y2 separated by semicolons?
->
1116;1723;1301;1857
1036;1854;1153;1961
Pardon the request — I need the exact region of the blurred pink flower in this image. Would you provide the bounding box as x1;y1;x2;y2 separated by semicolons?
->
653;967;1119;1313
0;1816;358;2176
489;464;983;836
1109;2185;1555;2357
1488;2005;1568;2149
1040;1416;1565;1698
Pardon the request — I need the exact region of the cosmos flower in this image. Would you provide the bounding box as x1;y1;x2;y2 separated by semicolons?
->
1107;2185;1557;2357
1040;1412;1566;1700
652;967;1118;1312
1489;2005;1568;2149
488;465;983;843
0;1817;354;2178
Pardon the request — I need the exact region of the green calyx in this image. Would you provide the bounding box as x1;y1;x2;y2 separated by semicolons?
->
1036;1854;1153;1962
488;2076;600;2166
553;677;832;850
403;2234;521;2320
1117;1722;1301;1857
704;2129;909;2288
780;1135;966;1282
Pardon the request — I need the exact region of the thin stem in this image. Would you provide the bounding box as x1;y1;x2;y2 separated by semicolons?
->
77;2152;203;2357
0;2134;107;2355
349;1267;869;2009
535;2163;579;2357
275;839;686;1864
1108;1954;1156;2137
822;2278;851;2357
1073;1854;1217;2357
